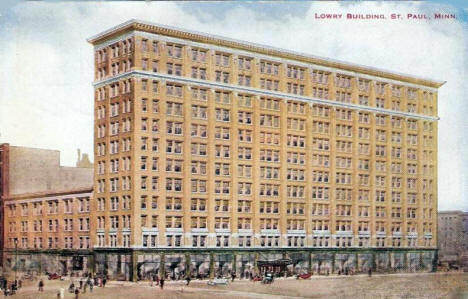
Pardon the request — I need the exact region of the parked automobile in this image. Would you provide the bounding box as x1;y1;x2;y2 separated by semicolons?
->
262;273;274;284
48;273;61;280
22;272;36;281
297;273;312;280
207;278;228;286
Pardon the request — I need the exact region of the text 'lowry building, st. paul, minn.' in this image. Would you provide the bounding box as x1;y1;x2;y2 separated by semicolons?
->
2;20;444;281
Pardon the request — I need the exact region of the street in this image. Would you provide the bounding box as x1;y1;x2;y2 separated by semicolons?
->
4;272;468;299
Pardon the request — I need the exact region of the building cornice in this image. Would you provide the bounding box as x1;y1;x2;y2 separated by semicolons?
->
94;70;439;121
3;187;93;201
438;210;467;215
88;19;445;89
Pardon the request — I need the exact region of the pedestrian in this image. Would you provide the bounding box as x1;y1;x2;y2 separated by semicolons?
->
103;276;107;287
368;268;372;277
69;282;75;293
159;277;164;289
79;279;83;289
231;272;236;282
185;275;191;286
74;287;80;299
38;279;44;292
89;279;94;292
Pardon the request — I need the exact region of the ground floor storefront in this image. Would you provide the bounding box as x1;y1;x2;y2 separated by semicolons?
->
2;248;437;281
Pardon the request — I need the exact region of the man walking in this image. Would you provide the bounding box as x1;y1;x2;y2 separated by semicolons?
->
159;277;164;289
38;279;44;292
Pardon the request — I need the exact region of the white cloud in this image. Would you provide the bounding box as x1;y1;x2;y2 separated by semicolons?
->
0;1;466;210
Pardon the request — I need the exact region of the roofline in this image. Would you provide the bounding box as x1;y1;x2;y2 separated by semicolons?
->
87;19;446;89
0;143;60;153
3;187;93;201
438;210;468;214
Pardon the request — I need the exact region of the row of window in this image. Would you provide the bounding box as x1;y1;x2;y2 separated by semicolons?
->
6;198;90;217
96;75;435;119
101;38;432;100
8;236;90;250
8;218;90;232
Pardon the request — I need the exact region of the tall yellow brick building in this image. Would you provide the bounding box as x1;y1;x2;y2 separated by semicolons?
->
3;19;443;281
89;19;441;250
86;20;443;280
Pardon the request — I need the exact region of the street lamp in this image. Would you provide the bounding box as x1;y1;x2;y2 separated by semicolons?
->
14;238;19;282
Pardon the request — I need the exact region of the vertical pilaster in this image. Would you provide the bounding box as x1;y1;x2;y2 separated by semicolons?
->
160;252;165;279
131;250;138;282
209;251;215;279
185;253;191;278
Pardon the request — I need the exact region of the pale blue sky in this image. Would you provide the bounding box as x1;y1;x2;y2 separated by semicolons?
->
0;1;466;211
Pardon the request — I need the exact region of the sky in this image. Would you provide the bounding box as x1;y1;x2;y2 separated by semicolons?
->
0;1;466;211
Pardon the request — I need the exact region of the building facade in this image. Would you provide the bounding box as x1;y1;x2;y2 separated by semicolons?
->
3;188;93;276
438;211;468;269
1;144;93;274
5;19;443;280
85;20;442;280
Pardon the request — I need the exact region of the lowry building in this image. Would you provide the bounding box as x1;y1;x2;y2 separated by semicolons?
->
438;210;468;269
86;19;443;280
1;144;93;275
4;19;443;280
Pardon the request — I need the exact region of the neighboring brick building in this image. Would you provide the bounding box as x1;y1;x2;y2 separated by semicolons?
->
84;20;443;280
438;211;468;269
1;144;93;274
0;144;93;196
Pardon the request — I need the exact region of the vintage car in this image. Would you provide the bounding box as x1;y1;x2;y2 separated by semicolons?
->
262;273;274;284
296;273;312;280
48;273;62;280
207;278;228;286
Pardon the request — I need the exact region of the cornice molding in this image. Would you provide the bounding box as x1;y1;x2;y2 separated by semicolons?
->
4;188;93;203
88;20;445;89
94;71;439;121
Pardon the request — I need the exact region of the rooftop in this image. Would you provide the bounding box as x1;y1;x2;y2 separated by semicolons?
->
88;19;445;89
3;187;93;201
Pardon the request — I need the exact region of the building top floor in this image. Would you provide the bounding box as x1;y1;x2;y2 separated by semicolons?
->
4;187;93;216
438;210;468;219
87;19;445;90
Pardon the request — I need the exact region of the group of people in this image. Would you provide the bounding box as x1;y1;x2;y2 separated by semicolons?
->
66;275;108;298
1;278;22;296
149;274;165;289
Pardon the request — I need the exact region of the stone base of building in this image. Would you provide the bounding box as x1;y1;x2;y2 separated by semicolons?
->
2;249;93;278
2;248;437;281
